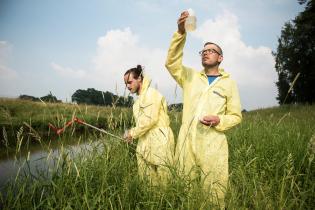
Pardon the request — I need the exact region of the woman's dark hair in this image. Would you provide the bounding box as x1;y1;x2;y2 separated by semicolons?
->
124;65;144;80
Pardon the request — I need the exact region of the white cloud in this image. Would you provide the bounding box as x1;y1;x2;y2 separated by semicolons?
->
52;11;278;110
52;28;177;99
51;62;87;78
89;28;176;95
192;10;278;109
0;41;17;79
0;41;19;98
0;65;17;79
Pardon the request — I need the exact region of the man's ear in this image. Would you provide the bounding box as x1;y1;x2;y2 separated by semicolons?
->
218;55;223;63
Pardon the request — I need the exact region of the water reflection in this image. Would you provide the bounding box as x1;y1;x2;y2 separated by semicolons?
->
0;139;104;192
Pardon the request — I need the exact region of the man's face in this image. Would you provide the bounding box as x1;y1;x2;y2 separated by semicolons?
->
200;43;223;68
124;73;141;94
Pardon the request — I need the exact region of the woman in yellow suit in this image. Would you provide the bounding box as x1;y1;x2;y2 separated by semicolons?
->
124;65;175;185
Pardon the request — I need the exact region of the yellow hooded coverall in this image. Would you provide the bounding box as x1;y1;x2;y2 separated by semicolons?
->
129;76;175;185
165;32;242;206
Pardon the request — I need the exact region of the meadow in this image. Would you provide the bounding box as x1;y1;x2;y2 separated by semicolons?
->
0;98;314;209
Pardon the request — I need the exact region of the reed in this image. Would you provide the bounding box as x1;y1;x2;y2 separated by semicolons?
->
0;99;314;209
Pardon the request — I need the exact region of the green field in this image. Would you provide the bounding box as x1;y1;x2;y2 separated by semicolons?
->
0;98;314;209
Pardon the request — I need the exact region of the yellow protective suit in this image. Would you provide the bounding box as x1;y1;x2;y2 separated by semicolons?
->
165;32;242;207
129;76;175;185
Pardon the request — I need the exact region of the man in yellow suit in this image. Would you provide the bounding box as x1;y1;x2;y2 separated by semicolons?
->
165;11;242;207
124;65;175;185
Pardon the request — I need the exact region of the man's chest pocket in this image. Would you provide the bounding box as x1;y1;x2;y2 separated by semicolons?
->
210;89;227;108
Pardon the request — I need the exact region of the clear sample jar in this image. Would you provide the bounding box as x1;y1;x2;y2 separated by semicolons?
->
185;8;197;31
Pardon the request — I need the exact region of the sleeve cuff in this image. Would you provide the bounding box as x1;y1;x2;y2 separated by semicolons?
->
175;31;186;37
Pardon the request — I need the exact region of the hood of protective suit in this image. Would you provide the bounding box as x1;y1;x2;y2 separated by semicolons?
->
139;75;151;96
200;68;229;79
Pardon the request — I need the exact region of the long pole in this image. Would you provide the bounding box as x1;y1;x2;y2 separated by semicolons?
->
74;117;124;141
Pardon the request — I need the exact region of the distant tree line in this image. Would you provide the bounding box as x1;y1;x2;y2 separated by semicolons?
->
71;88;133;107
19;89;133;107
168;103;183;112
19;89;184;110
19;92;61;103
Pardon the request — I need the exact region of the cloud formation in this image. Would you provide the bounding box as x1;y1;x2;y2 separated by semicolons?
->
92;28;173;90
51;62;87;79
0;41;17;79
192;10;278;109
53;11;278;110
53;28;175;97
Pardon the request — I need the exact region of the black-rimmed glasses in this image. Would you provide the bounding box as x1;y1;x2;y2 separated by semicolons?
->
199;49;221;56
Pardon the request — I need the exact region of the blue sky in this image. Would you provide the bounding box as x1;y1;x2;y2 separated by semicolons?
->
0;0;305;110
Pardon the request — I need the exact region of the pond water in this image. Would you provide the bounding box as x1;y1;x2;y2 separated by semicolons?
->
0;139;104;192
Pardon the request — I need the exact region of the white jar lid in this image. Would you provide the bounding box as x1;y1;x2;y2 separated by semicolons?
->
187;8;195;16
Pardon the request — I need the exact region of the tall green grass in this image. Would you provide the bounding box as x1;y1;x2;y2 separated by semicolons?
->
0;99;314;209
226;106;315;209
0;98;133;158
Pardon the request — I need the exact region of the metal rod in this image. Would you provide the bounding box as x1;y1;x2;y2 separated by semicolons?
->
79;121;124;141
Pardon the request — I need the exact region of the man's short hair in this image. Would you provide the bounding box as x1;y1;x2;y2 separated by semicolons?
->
204;42;223;56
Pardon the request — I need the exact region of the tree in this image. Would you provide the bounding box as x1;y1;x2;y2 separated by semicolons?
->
273;0;315;104
19;94;39;101
168;103;183;112
19;92;61;103
71;88;133;107
40;92;61;103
